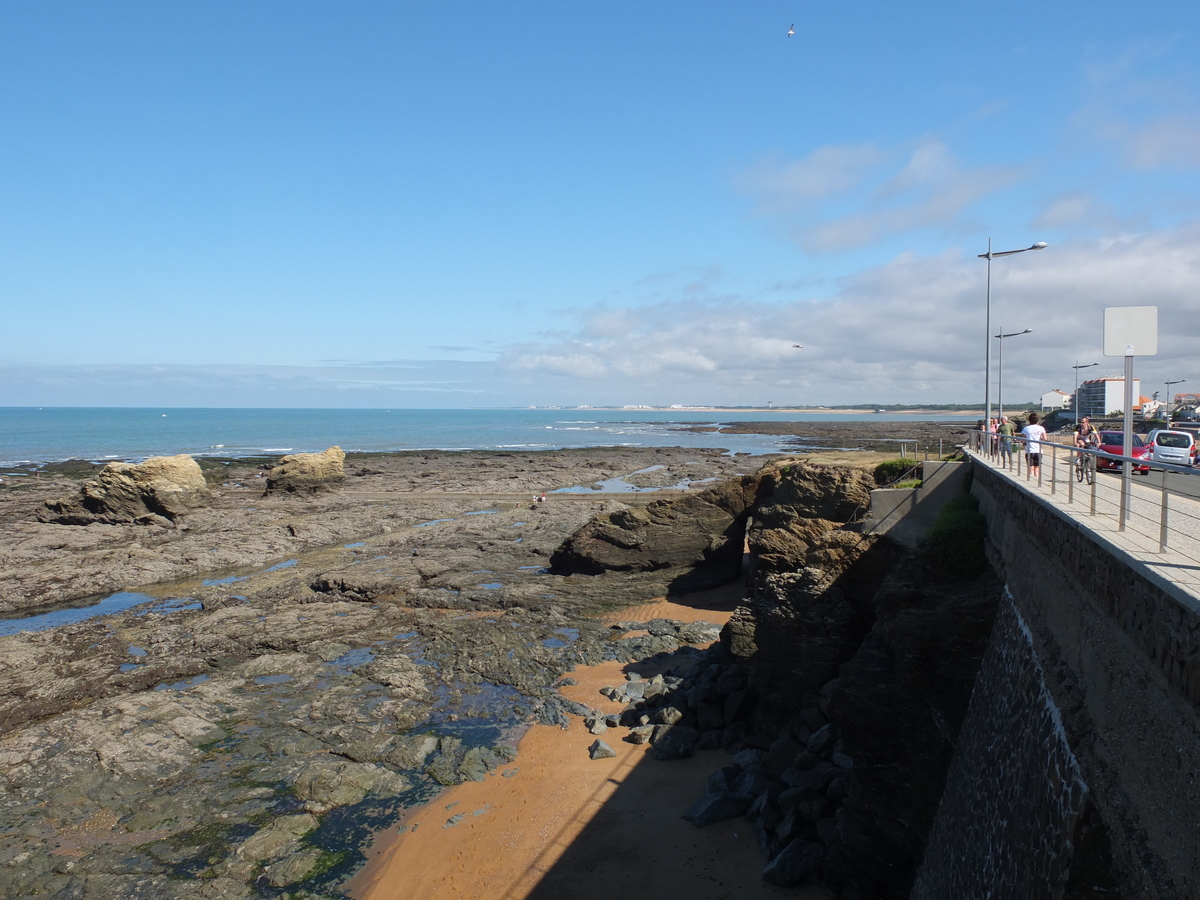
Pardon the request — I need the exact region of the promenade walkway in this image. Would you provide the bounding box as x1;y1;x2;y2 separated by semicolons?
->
965;439;1200;608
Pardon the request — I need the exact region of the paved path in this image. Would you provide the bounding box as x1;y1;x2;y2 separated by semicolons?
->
967;446;1200;606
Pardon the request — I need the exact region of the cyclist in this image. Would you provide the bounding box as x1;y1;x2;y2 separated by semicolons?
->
1074;416;1099;449
1074;415;1100;481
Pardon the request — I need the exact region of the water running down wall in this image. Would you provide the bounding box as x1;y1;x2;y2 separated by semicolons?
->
941;459;1200;898
909;592;1088;899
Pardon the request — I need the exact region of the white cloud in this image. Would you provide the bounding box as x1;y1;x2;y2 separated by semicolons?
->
1033;193;1115;230
740;138;1027;253
9;227;1198;409
737;143;888;212
1124;114;1200;170
497;224;1200;406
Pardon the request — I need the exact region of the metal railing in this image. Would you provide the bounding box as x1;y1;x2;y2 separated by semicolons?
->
967;430;1200;555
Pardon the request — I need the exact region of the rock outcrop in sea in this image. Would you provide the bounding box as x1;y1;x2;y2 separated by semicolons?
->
266;445;346;494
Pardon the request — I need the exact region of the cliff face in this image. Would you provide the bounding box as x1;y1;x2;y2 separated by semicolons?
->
725;462;999;898
553;458;999;897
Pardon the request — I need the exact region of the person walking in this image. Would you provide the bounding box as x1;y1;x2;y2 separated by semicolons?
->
998;416;1014;466
1021;412;1048;479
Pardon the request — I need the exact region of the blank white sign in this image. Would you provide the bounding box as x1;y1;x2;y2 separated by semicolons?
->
1103;306;1158;357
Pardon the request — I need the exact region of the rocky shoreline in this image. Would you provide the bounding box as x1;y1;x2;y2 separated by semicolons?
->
0;430;985;899
0;446;770;898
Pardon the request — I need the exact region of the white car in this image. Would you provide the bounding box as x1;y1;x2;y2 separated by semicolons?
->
1145;429;1198;467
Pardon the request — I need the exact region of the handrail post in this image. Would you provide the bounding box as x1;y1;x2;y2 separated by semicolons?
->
1068;449;1074;505
1050;443;1057;495
1119;460;1129;532
1089;454;1097;515
1160;468;1169;553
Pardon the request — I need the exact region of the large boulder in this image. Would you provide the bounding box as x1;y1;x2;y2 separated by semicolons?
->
548;474;761;583
39;455;210;525
752;461;875;528
266;446;345;494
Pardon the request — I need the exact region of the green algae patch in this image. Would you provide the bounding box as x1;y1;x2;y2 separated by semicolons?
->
921;495;988;578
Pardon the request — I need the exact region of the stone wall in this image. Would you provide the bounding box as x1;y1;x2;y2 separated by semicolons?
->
965;461;1200;899
909;594;1088;900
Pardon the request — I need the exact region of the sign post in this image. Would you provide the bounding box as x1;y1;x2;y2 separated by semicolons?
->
1103;306;1158;531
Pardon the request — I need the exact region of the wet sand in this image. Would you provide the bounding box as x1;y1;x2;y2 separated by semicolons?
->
345;585;832;900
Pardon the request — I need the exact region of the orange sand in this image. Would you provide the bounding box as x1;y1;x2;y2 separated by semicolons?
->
344;586;833;900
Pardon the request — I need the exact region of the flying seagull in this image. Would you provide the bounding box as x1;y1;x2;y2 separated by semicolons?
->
787;23;795;37
792;344;804;349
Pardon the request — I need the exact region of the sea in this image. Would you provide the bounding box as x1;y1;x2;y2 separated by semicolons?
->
0;407;976;468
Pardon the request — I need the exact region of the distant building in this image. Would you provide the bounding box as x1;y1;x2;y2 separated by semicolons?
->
1040;390;1070;411
1075;377;1142;417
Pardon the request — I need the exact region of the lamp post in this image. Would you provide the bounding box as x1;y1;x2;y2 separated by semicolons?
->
979;240;1048;431
1165;378;1186;424
1072;361;1099;424
994;327;1031;419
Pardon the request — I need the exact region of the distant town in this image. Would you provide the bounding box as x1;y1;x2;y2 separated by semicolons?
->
524;379;1200;421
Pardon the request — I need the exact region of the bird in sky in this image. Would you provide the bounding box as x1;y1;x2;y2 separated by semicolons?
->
792;344;804;349
787;23;795;38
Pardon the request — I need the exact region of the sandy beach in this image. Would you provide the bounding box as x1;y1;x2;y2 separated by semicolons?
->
346;586;831;900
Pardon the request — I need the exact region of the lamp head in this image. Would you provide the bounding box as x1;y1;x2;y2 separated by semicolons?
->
1031;242;1048;250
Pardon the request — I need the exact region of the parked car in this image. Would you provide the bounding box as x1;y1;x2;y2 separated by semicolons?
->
1096;431;1151;474
1145;429;1198;467
1174;407;1200;423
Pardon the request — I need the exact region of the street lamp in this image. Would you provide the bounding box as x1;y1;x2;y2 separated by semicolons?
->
1072;361;1099;424
1165;378;1186;423
994;327;1032;419
979;240;1048;430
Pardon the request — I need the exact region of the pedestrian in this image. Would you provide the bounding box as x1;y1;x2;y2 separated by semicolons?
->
1021;412;1048;478
998;416;1014;465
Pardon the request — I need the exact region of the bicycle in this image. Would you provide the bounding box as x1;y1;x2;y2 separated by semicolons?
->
1075;448;1095;485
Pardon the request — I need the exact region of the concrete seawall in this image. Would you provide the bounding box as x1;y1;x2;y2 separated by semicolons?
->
947;460;1200;898
864;460;966;548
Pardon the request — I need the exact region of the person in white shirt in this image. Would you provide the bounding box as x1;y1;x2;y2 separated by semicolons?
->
1021;412;1048;478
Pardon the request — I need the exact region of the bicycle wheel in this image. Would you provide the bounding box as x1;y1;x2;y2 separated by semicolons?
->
1085;457;1094;485
1075;456;1084;482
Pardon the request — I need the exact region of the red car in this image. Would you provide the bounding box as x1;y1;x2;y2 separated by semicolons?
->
1095;431;1151;474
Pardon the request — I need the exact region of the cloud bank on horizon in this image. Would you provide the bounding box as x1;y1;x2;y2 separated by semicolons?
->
1;2;1198;409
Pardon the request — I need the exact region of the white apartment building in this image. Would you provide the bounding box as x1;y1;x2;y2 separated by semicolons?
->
1040;390;1070;411
1074;377;1141;417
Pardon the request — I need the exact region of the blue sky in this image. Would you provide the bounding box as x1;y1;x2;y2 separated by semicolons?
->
3;1;1199;407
